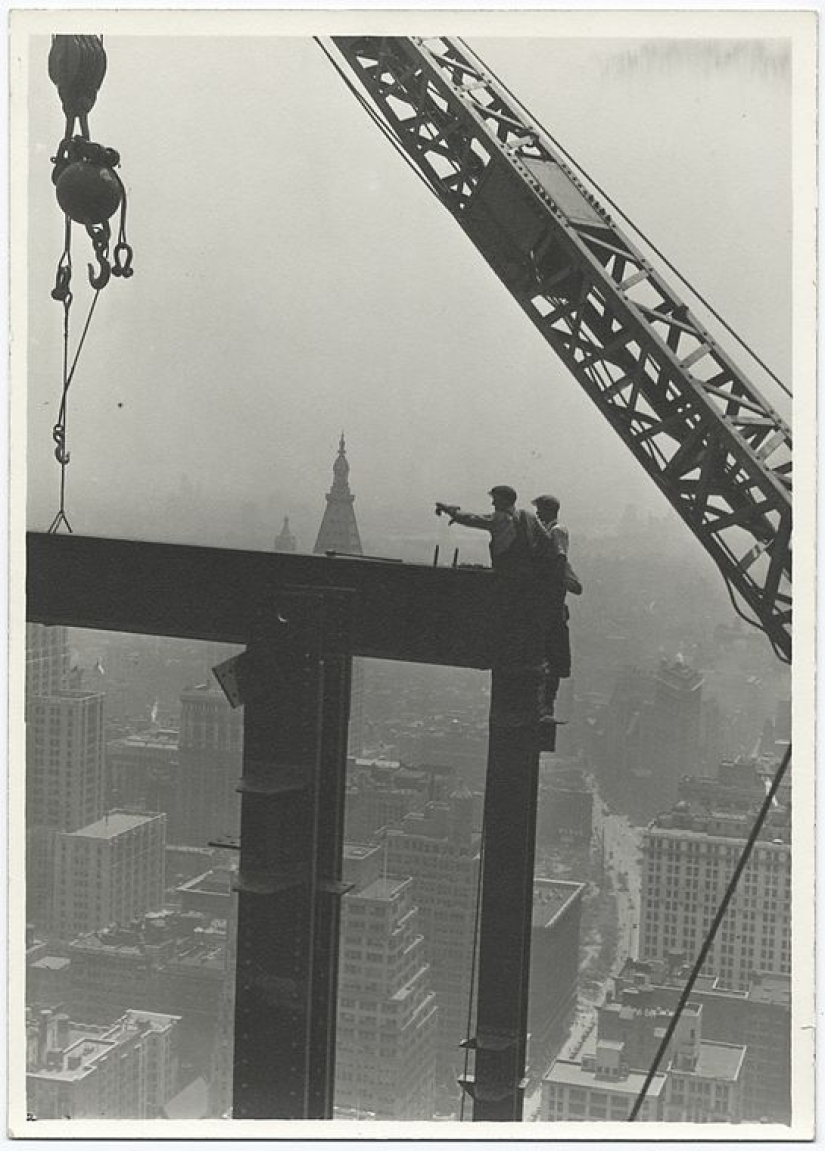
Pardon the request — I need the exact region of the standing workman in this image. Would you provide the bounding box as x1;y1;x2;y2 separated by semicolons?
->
435;486;563;724
531;494;578;718
435;485;552;578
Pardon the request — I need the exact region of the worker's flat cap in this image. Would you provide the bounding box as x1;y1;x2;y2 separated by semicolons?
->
532;494;560;507
489;485;517;502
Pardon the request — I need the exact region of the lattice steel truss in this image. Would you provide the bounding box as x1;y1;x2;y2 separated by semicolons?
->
331;35;792;660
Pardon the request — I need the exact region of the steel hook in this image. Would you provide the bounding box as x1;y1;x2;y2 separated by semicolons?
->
52;425;71;466
88;250;111;290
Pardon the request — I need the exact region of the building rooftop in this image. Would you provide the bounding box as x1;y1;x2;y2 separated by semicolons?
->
690;1040;746;1082
28;1009;178;1081
31;956;70;972
647;806;790;844
69;811;163;839
109;730;179;751
544;1059;666;1097
31;689;103;704
749;972;791;1007
616;958;749;1000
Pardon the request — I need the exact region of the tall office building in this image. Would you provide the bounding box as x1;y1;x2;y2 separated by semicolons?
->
639;800;791;990
384;787;480;1094
26;690;105;833
537;760;593;848
314;433;364;757
529;880;586;1070
173;685;242;847
51;811;166;940
596;657;706;820
107;727;179;813
639;656;704;808
27;1006;179;1120
26;687;105;927
335;844;438;1120
26;624;70;698
344;757;438;843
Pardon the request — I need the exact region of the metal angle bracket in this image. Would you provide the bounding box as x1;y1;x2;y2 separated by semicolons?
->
212;639;290;709
459;1030;519;1052
457;1073;529;1103
207;835;240;851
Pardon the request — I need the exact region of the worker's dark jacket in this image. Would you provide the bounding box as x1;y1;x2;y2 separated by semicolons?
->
451;507;563;667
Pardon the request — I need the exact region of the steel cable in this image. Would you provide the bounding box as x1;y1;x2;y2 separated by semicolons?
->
460;826;485;1120
628;741;792;1120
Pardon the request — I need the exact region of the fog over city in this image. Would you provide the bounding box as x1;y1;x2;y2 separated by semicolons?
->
26;30;790;548
18;15;807;1134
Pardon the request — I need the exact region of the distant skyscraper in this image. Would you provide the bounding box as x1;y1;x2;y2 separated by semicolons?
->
529;880;586;1071
384;785;483;1097
639;656;704;808
26;688;105;926
335;844;438;1120
274;516;297;553
173;685;242;847
314;433;364;757
639;800;791;990
106;727;179;813
596;657;704;820
26;624;70;698
26;691;105;832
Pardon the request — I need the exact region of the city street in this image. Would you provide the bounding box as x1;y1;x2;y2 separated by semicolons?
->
600;812;642;962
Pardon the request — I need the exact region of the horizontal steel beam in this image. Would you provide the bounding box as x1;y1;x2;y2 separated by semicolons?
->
26;532;497;667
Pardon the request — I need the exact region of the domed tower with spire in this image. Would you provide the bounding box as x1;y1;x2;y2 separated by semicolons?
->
313;434;365;757
313;433;363;556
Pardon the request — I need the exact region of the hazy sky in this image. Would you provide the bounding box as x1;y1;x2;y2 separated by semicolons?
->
23;22;793;560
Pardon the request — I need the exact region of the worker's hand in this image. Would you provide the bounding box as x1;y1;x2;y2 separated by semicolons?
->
435;502;459;519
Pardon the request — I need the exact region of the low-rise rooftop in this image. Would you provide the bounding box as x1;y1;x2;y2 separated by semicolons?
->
544;1058;666;1097
689;1040;746;1082
68;811;163;839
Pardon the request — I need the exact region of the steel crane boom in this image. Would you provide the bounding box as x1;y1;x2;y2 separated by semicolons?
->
329;35;792;662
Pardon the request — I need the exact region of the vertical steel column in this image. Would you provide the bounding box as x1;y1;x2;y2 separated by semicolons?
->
463;584;547;1122
307;594;353;1118
231;588;352;1119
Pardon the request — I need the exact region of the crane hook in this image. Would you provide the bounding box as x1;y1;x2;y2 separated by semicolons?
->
87;249;111;290
86;222;111;290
